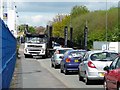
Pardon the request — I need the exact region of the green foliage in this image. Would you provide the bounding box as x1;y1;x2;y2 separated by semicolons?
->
18;25;36;34
18;25;25;32
71;5;89;17
52;6;118;49
53;15;70;38
28;26;36;34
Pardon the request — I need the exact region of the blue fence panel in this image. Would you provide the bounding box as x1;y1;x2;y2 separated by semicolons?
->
0;18;17;89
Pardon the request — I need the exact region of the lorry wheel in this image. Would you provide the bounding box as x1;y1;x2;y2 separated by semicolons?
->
42;55;46;59
25;55;28;58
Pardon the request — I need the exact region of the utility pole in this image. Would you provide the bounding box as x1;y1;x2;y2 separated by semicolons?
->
84;21;88;50
70;27;73;48
64;26;68;47
49;26;52;48
105;0;108;50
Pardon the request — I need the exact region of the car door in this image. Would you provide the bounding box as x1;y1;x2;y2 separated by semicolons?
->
114;58;120;88
60;51;68;70
106;57;119;89
80;53;89;77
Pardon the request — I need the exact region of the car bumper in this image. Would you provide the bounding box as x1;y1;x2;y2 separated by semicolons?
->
55;60;61;65
87;71;105;80
65;63;79;71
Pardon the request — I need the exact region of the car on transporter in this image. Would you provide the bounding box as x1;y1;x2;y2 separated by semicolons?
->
78;50;118;85
51;48;73;68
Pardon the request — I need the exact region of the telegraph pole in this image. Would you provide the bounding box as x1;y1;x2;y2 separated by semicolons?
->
84;21;88;50
64;26;68;47
105;0;108;50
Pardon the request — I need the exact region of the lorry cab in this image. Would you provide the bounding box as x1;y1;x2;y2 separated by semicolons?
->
24;34;48;58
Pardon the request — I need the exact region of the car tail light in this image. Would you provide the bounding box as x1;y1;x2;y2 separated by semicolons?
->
66;58;71;63
88;61;96;68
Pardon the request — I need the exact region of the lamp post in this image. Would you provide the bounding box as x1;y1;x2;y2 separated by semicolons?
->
106;0;108;50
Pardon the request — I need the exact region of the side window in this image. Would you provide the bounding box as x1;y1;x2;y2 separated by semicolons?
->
116;58;120;69
110;57;119;70
83;53;88;61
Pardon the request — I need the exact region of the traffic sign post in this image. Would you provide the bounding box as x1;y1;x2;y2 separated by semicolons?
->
64;26;68;47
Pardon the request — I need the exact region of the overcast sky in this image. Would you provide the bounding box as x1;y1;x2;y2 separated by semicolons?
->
13;0;119;27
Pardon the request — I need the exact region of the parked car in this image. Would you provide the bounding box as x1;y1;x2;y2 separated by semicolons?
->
51;48;73;68
60;50;86;75
78;50;118;85
104;54;120;90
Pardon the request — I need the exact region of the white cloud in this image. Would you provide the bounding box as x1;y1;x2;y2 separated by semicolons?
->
18;12;56;26
31;15;43;23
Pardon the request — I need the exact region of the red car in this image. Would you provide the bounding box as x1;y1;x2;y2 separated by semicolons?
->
104;55;120;90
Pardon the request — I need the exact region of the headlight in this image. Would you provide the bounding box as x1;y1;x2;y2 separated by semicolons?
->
25;49;27;53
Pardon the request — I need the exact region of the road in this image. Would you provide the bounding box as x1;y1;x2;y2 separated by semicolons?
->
18;44;104;89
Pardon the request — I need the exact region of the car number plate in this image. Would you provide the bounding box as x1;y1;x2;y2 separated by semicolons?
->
99;73;104;77
75;60;79;62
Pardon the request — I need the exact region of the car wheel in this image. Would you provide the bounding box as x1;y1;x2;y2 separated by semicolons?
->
64;68;68;75
54;64;57;69
85;77;90;85
60;65;64;73
78;71;83;81
51;62;54;68
117;83;120;90
104;79;108;90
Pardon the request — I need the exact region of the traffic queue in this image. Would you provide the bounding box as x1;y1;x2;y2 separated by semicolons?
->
51;47;120;90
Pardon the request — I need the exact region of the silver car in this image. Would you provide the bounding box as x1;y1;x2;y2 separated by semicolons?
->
51;48;73;68
78;50;118;85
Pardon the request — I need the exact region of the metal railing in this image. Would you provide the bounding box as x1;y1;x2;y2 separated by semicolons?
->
0;18;17;89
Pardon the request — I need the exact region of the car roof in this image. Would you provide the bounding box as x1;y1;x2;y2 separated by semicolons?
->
56;48;73;50
67;49;86;53
87;50;117;54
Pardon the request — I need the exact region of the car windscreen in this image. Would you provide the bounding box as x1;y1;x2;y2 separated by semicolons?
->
70;51;86;58
58;49;71;54
90;52;118;61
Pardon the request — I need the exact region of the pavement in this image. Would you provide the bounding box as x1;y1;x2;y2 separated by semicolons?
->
11;44;66;88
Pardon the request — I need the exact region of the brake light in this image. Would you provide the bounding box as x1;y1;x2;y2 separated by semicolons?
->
66;58;71;63
88;61;96;68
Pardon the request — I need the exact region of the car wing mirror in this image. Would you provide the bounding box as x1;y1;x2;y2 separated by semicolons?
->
59;56;64;59
78;58;83;63
103;66;110;72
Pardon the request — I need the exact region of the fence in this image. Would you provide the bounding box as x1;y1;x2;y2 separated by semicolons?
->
0;18;17;89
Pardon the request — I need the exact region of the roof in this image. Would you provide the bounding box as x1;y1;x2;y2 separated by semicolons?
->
55;47;73;50
87;50;117;54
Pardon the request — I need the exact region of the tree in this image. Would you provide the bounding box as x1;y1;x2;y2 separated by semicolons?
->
71;5;89;17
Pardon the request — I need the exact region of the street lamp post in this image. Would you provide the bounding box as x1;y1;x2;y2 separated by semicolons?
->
106;0;108;50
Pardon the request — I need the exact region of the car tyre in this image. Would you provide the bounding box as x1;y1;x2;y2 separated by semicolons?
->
104;79;108;90
85;77;90;85
64;69;68;75
60;65;64;73
54;64;57;69
117;83;120;90
51;63;54;68
78;71;83;81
